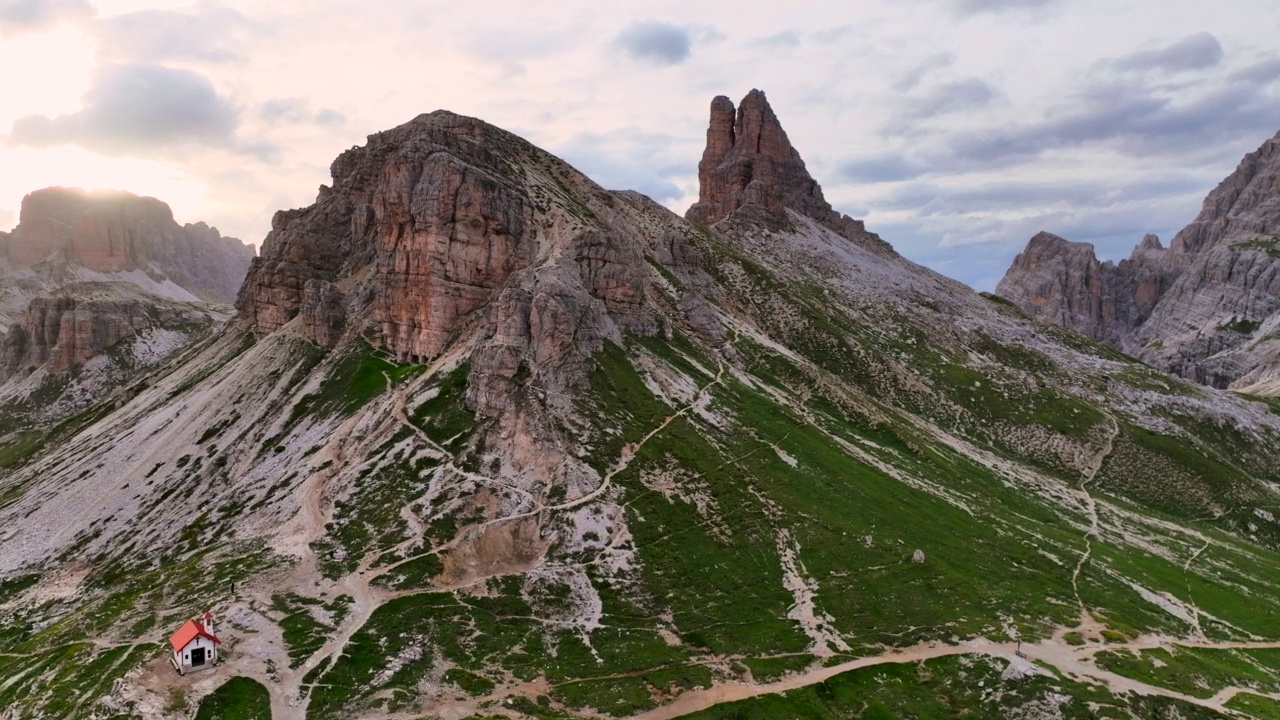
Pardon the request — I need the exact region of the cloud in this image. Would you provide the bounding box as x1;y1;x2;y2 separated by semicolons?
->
0;0;91;36
895;52;955;91
747;30;800;49
1019;90;1261;162
556;127;694;202
615;21;693;66
831;37;1280;288
868;188;1197;290
461;24;582;77
839;154;930;183
1228;56;1280;84
1108;32;1223;74
314;108;346;126
903;78;1001;118
7;64;254;158
259;98;346;127
918;55;1280;171
95;5;263;64
952;0;1062;16
873;175;1211;215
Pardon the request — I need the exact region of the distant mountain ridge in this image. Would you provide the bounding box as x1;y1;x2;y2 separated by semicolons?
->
0;188;251;425
997;130;1280;393
1;187;255;304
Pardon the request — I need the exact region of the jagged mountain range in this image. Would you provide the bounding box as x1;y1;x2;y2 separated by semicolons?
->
2;92;1280;720
997;130;1280;395
0;188;255;437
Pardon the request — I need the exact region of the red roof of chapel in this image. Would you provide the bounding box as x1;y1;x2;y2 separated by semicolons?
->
168;619;221;651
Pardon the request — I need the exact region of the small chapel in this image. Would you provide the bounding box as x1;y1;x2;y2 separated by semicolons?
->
168;612;221;674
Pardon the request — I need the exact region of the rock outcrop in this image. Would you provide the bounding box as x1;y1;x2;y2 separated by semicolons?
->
237;112;543;361
995;232;1179;347
300;280;346;350
0;285;209;376
237;110;679;415
1168;130;1280;255
3;188;255;300
994;232;1123;344
997;129;1280;392
686;90;892;254
1;295;149;375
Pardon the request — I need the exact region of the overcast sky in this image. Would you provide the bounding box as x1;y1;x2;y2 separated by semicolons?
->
2;0;1279;290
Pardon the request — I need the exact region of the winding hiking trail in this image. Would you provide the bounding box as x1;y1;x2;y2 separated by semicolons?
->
627;631;1280;720
1070;414;1119;616
378;344;729;576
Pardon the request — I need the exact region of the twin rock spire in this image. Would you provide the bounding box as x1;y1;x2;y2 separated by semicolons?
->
686;89;890;254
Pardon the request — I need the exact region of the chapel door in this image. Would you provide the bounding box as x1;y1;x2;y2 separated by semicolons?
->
191;647;206;666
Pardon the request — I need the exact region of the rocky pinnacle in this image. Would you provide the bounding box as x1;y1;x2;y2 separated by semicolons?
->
685;90;893;254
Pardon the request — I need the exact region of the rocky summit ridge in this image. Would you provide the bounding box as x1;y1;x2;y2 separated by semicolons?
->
998;129;1280;393
4;92;1280;720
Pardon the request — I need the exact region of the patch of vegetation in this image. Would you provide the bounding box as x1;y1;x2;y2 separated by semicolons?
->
312;454;439;579
273;593;351;668
373;553;444;591
743;655;815;681
289;341;424;422
445;667;497;695
646;256;685;291
1219;316;1262;335
979;292;1031;319
1231;235;1280;258
1096;646;1280;699
196;412;241;445
308;575;698;719
408;362;477;452
193;676;271;720
1227;692;1280;718
0;643;156;718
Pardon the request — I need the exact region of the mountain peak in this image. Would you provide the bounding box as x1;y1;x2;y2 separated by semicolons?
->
685;89;819;225
1025;230;1086;252
1136;233;1163;251
685;90;891;253
1168;128;1280;254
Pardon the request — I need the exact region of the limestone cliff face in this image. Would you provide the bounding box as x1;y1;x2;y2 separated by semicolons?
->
0;286;210;376
1168;130;1280;255
995;232;1179;347
237;111;695;416
685;90;893;254
994;233;1124;344
997;129;1280;392
1;296;149;374
238;112;538;360
4;188;255;300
